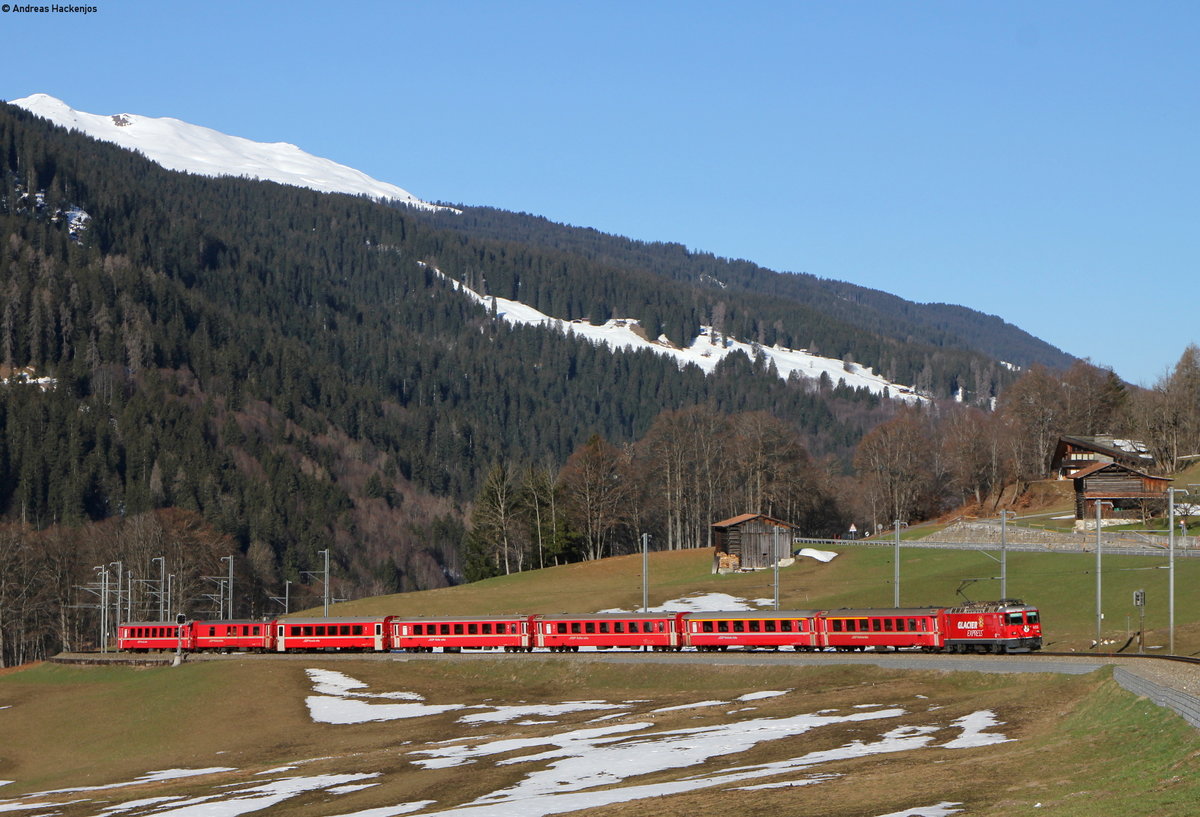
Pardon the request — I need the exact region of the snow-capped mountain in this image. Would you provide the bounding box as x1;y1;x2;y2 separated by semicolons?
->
11;94;451;211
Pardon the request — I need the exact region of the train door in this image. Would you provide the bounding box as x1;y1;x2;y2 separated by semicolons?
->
276;624;286;652
374;621;384;651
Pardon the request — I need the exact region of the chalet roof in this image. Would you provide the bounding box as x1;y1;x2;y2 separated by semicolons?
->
711;513;796;529
1069;461;1166;482
1057;435;1152;463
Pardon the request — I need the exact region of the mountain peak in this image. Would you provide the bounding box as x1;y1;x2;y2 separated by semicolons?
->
11;94;454;212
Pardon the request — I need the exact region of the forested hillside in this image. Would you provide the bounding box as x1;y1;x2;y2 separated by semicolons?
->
413;206;1075;384
0;100;1088;665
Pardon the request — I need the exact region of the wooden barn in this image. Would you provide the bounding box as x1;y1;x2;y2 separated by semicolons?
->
711;513;797;573
1070;461;1171;525
1051;435;1154;480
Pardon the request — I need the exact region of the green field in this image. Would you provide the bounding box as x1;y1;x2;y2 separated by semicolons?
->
323;543;1200;655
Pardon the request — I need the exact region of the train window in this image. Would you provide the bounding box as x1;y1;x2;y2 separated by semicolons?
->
553;623;564;634
732;621;743;633
453;624;464;635
716;621;728;633
748;621;760;633
303;626;314;636
782;620;793;632
702;621;714;633
340;626;350;636
413;624;423;635
884;619;893;632
599;623;609;634
1027;612;1039;625
1006;613;1023;626
585;623;596;634
253;626;261;636
628;622;639;633
614;622;625;633
872;619;882;632
764;620;776;633
832;620;843;632
468;623;478;635
909;619;919;631
440;624;451;635
354;625;363;636
571;622;582;634
207;627;216;637
316;626;327;636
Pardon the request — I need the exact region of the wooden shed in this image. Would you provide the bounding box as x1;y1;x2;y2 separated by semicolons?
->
711;513;797;573
1070;461;1171;524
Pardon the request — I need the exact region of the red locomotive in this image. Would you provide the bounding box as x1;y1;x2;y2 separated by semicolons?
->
117;600;1041;656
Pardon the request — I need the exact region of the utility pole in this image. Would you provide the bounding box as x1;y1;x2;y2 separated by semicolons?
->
773;526;780;611
1095;500;1112;649
893;520;906;608
641;534;649;613
319;549;330;616
1167;488;1190;655
151;556;165;621
220;555;234;619
999;510;1016;600
94;566;109;653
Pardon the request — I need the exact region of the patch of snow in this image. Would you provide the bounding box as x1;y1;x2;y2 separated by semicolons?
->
101;796;187;812
29;768;236;795
458;702;627;725
306;695;463;725
650;700;727;713
737;690;789;701
597;592;760;615
326;804;436;817
797;548;838;562
124;773;378;817
875;804;965;817
939;710;1013;749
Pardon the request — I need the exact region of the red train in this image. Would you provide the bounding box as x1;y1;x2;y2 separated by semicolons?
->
117;600;1041;655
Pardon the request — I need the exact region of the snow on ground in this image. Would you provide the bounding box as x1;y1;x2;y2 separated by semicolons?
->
875;805;965;817
12;95;452;212
797;548;839;562
598;591;762;614
458;702;627;725
0;665;1011;817
436;269;924;402
738;690;790;701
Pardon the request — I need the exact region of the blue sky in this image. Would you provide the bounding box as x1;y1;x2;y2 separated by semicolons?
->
4;1;1197;386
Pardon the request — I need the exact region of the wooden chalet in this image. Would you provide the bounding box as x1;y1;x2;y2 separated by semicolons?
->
1070;461;1171;524
1051;435;1154;480
711;513;797;573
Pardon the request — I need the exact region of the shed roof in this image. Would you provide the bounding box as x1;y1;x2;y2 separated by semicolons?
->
711;513;796;529
1069;461;1166;482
